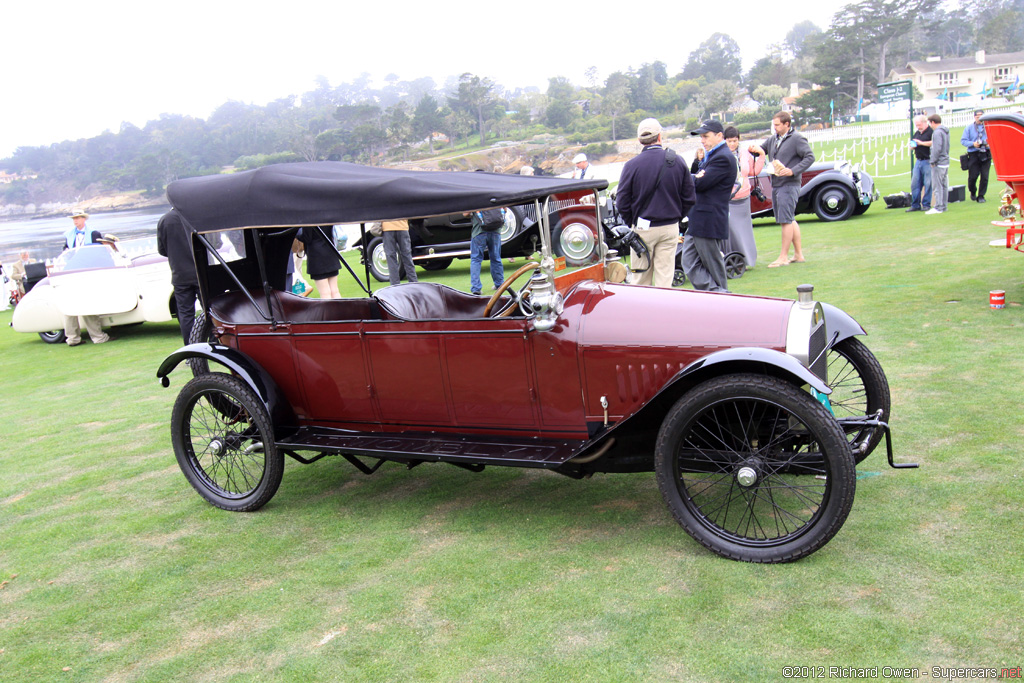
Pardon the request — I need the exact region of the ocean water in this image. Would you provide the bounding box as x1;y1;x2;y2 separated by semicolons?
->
0;206;170;265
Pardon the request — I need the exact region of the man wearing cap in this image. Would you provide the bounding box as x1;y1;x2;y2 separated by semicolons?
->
684;120;736;292
572;153;591;179
616;118;696;288
748;111;815;267
63;211;101;251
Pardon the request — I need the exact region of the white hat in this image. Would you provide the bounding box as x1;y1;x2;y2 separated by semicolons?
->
637;118;662;143
573;153;587;164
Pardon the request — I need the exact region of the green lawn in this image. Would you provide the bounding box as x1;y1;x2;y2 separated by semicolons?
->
2;162;1022;681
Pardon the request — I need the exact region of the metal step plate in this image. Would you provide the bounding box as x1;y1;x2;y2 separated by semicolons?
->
277;427;586;468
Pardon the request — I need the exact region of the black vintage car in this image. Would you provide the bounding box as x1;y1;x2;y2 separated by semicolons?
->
750;160;878;223
354;191;609;281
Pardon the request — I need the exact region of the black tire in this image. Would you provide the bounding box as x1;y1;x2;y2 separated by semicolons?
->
186;309;217;377
655;374;855;563
827;337;891;463
672;268;686;288
852;202;870;216
39;330;66;344
813;184;856;222
552;213;600;267
421;257;453;272
724;252;746;279
171;373;283;511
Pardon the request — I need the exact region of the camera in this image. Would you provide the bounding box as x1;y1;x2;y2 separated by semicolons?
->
751;186;767;202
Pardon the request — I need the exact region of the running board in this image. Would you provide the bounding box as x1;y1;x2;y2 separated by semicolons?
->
277;427;586;468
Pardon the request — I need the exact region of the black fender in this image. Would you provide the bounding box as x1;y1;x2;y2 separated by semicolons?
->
821;302;866;345
156;343;297;428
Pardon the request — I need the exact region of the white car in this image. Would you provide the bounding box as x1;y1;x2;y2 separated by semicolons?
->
11;239;175;343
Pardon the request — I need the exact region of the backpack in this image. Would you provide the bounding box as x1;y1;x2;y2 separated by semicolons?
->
477;208;505;232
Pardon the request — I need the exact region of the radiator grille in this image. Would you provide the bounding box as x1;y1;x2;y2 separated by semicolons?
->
809;320;828;383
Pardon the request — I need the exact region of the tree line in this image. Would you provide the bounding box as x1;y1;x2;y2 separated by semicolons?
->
1;0;1019;208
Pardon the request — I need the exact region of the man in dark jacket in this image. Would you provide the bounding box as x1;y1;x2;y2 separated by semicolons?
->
616;118;695;288
749;111;815;267
156;209;200;343
685;120;736;292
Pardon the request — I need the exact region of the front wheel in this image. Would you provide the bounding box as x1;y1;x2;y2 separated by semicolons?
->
171;373;283;511
827;337;891;462
813;184;856;222
724;252;746;279
655;374;855;563
39;330;66;344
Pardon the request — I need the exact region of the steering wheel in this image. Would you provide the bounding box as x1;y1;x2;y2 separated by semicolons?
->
483;261;540;317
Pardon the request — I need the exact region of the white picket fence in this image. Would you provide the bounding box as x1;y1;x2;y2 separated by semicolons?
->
803;107;1013;178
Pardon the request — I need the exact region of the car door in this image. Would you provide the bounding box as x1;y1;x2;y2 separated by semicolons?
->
365;318;539;430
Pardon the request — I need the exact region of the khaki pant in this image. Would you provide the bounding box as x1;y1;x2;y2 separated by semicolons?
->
64;315;109;345
628;222;680;288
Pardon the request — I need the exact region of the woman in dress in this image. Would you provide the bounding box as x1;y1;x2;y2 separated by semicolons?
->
297;226;342;299
723;126;764;268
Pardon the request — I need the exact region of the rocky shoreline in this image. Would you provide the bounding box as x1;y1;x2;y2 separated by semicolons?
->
0;192;168;220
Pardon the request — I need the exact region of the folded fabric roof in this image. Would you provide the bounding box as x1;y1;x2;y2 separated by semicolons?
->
167;161;607;233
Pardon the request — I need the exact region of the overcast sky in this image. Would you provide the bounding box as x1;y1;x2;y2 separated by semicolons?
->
3;0;856;159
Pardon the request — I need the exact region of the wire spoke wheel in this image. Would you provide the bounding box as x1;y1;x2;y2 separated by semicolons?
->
655;374;854;563
826;337;891;462
171;374;283;511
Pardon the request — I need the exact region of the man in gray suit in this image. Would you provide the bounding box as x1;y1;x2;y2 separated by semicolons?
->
749;111;815;267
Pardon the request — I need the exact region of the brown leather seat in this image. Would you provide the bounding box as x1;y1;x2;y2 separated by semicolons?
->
209;290;384;324
374;282;502;320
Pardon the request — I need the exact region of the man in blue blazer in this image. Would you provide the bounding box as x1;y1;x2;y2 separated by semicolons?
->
684;120;736;292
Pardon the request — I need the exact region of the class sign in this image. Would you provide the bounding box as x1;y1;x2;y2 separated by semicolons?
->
878;82;911;104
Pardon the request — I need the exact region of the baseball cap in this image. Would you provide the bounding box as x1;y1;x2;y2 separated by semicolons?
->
637;118;662;143
690;120;724;135
573;153;587;164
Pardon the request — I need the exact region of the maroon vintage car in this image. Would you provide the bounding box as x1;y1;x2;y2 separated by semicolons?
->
157;162;913;563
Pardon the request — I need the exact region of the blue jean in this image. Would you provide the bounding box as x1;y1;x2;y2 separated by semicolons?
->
911;159;932;209
470;231;504;294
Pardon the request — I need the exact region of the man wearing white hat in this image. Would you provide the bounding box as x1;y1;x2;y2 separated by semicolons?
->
63;211;101;251
61;211;110;345
572;153;591;179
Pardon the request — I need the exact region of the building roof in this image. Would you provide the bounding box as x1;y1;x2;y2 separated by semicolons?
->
899;50;1024;75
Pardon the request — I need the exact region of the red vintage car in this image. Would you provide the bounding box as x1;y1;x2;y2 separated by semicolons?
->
157;162;913;563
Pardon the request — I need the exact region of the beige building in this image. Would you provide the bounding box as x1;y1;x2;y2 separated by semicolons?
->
889;50;1024;100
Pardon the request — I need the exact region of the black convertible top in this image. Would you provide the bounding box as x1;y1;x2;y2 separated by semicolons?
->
166;161;608;233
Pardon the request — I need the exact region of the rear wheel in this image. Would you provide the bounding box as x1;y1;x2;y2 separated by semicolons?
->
171;373;283;511
827;337;890;463
655;374;855;563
